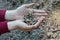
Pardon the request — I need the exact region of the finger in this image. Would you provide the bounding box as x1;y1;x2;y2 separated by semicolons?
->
25;3;35;8
34;16;45;28
33;13;48;16
33;9;46;13
38;16;45;21
28;8;46;13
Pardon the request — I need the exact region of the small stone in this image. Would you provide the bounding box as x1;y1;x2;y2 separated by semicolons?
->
47;32;53;36
52;33;57;38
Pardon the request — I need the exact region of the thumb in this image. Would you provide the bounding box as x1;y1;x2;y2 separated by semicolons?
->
25;3;35;8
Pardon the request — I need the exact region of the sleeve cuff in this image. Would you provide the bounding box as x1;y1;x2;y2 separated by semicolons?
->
0;10;6;21
0;21;10;35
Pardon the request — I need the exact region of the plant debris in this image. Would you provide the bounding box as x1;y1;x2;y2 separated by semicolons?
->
0;0;60;40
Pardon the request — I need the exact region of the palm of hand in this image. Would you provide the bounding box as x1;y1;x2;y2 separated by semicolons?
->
15;3;47;21
15;5;31;21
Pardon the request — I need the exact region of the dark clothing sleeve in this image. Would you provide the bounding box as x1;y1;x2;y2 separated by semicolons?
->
0;10;6;21
0;10;9;35
0;21;9;35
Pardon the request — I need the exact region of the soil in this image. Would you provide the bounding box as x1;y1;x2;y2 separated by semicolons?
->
0;0;60;40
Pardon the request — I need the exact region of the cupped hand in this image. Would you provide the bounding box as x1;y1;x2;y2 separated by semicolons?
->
8;16;45;31
5;3;47;21
6;3;48;31
15;3;47;21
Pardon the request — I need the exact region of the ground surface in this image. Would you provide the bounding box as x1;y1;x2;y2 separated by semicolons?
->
0;0;60;40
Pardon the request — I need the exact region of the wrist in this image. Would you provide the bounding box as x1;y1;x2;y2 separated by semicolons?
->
5;10;17;20
7;20;24;30
7;21;18;30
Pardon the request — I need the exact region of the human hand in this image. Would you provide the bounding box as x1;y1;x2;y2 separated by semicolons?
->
5;3;47;21
15;3;47;20
8;16;45;31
